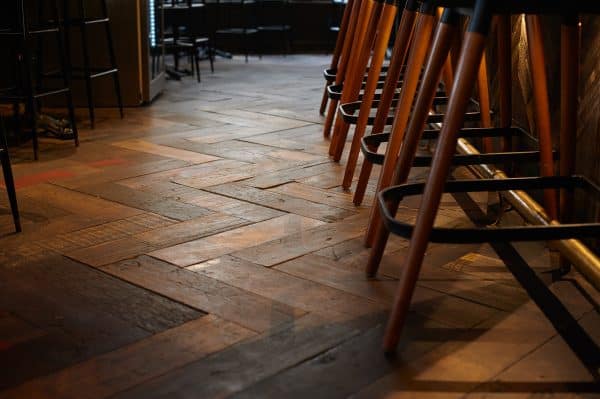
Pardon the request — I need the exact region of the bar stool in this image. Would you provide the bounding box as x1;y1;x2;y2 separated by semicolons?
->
328;0;405;163
371;1;600;354
0;117;21;233
322;0;379;138
62;0;124;128
0;0;79;160
319;0;353;115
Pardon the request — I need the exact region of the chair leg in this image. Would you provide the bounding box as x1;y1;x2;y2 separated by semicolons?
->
195;49;201;82
342;2;398;189
1;150;21;233
322;0;363;138
367;8;459;277
327;0;375;154
525;15;557;220
319;83;330;116
352;1;418;205
496;14;512;155
382;2;492;353
559;13;579;271
364;6;437;247
330;0;382;161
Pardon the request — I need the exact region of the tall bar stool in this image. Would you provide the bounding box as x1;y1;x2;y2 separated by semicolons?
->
328;0;403;163
62;0;124;129
372;1;600;356
0;117;21;233
0;0;79;160
319;0;354;115
322;0;377;138
326;0;384;155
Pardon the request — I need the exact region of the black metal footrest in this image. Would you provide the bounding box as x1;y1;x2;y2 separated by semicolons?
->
323;65;396;82
360;127;538;166
327;79;397;100
379;175;600;243
339;92;454;124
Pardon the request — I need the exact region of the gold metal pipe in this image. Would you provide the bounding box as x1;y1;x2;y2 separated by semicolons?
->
454;137;600;291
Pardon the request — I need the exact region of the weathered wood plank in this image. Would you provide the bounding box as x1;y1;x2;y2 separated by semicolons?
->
0;315;254;399
111;139;220;164
74;183;213;221
107;313;368;399
0;255;200;389
187;255;385;320
206;183;356;222
101;255;305;332
232;213;369;267
135;213;249;247
149;214;324;266
66;237;158;267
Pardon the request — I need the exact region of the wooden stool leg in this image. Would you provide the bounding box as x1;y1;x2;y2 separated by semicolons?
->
320;0;354;115
329;0;381;159
560;14;579;222
364;4;437;247
366;8;460;277
323;0;363;138
382;2;492;352
341;2;398;188
477;51;493;149
496;14;512;155
525;15;558;220
353;0;419;205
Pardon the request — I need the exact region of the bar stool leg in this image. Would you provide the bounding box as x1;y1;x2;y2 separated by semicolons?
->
382;1;492;352
496;14;512;155
320;0;354;115
366;8;460;277
1;120;21;233
560;13;579;222
55;0;79;147
77;0;96;128
364;4;437;248
323;0;363;138
101;0;124;119
329;0;380;158
341;2;398;187
525;15;558;220
352;3;420;206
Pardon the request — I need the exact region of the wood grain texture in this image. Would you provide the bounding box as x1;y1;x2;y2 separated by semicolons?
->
101;255;305;332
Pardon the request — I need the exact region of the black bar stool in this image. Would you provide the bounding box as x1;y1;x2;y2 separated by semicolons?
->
62;0;124;128
0;0;79;160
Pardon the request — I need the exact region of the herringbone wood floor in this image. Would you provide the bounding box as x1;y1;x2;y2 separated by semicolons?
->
0;55;598;398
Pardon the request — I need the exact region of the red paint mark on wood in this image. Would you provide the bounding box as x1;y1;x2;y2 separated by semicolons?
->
12;170;76;189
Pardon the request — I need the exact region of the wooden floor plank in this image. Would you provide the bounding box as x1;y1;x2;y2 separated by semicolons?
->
0;315;254;399
101;255;305;332
187;255;385;320
232;213;369;267
0;256;200;389
107;313;368;399
207;183;356;222
112;139;220;164
149;214;324;266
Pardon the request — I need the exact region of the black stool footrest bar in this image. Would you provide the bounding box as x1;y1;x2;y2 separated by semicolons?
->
361;127;532;165
379;175;600;243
